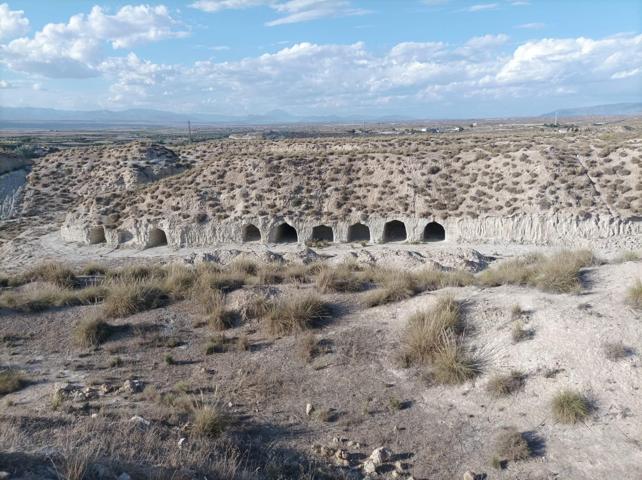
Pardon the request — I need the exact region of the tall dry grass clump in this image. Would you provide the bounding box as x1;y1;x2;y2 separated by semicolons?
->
478;250;595;293
264;293;331;336
363;271;419;307
401;295;480;384
20;262;77;288
552;389;591;424
0;283;106;312
102;279;169;318
73;311;113;347
316;264;368;293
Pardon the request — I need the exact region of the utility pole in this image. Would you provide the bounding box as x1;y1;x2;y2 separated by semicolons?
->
187;120;193;143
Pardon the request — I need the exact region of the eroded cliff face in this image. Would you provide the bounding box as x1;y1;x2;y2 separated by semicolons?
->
61;212;642;249
0;158;31;220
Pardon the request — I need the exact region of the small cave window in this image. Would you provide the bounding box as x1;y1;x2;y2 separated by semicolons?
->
89;226;106;244
274;223;298;243
423;222;445;242
118;230;133;244
383;220;407;242
348;223;370;242
243;224;261;242
147;228;168;248
311;225;334;242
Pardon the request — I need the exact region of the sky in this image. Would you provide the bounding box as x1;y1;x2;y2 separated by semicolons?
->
0;0;641;118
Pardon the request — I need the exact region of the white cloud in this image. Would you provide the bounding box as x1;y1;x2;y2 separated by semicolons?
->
516;22;545;29
190;0;368;26
189;0;269;13
467;3;499;12
497;34;642;85
0;79;11;88
0;4;187;78
0;3;29;41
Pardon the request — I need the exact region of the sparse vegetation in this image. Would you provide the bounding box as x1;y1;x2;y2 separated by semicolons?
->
603;341;633;361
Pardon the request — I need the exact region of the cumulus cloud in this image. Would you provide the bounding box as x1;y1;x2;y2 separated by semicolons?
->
0;4;187;77
190;0;368;26
89;32;641;114
0;3;29;40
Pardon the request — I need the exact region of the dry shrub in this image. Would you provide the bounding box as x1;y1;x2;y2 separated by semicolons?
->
102;280;169;318
414;268;474;291
479;250;595;293
73;311;113;347
486;371;525;397
0;283;107;312
627;279;642;309
552;390;590;424
534;250;595;293
363;271;418;307
402;295;480;384
0;369;26;395
403;295;461;364
80;262;108;276
193;404;231;438
264;293;331;336
163;264;196;299
494;427;531;463
316;264;367;293
21;262;77;288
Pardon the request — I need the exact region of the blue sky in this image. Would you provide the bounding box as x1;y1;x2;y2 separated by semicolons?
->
0;0;641;118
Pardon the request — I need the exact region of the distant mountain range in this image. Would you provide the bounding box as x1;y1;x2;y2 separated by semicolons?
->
1;102;641;128
0;107;412;127
543;102;642;118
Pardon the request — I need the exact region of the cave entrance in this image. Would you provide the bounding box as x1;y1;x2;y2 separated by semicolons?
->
423;222;445;242
383;220;407;242
274;223;298;243
348;223;370;242
89;226;106;244
243;224;261;242
147;228;168;248
311;225;334;242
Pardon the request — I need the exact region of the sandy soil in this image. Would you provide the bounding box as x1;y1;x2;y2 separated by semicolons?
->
1;227;641;479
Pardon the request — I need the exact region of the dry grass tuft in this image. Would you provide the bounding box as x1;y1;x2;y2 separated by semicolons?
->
0;370;26;395
264;293;331;336
494;427;531;464
402;295;480;384
22;262;77;288
479;250;595;293
192;404;231;438
316;264;367;293
73;312;113;347
627;279;642;310
0;283;106;312
552;390;590;424
102;279;169;318
487;371;525;397
363;271;418;307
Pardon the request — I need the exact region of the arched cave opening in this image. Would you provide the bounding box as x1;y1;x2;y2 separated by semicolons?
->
311;225;334;242
243;224;261;242
274;223;298;243
147;228;168;248
423;221;445;242
347;223;370;242
383;220;407;242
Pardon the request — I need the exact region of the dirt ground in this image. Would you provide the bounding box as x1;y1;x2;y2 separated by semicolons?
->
1;227;641;479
